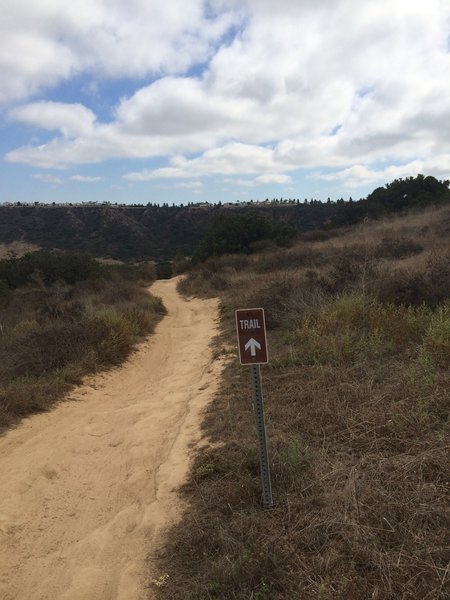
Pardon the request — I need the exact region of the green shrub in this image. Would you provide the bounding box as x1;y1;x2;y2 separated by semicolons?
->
156;261;173;279
193;212;296;262
0;251;100;289
101;261;156;283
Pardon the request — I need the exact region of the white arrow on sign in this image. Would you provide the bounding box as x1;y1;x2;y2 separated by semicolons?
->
244;337;261;357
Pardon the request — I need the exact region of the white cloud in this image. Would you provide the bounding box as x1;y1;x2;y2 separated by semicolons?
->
3;0;450;192
70;175;102;182
10;102;96;137
0;0;238;104
32;172;102;184
123;143;285;181
254;174;292;185
33;173;64;185
315;155;450;190
224;174;292;187
174;181;204;190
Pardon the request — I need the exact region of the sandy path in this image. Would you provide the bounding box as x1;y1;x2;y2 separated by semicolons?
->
0;278;223;600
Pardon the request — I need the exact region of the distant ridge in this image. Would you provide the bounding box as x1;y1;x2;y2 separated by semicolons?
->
1;175;448;260
0;203;338;260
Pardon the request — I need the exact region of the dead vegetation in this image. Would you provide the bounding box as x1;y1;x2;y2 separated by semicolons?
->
155;204;450;599
0;254;165;429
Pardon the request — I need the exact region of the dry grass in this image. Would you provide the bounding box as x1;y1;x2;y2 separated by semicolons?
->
0;261;165;429
0;241;41;259
156;204;450;599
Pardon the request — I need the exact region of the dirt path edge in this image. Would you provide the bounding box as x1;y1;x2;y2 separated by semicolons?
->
0;278;225;600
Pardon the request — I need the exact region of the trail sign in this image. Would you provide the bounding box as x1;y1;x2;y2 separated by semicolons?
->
235;307;273;508
235;308;268;365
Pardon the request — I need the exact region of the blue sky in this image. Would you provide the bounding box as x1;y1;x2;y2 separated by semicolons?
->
1;0;449;205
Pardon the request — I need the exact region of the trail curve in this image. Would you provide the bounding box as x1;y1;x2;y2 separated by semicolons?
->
0;278;223;600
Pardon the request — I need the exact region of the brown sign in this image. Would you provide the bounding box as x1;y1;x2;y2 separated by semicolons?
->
235;308;268;365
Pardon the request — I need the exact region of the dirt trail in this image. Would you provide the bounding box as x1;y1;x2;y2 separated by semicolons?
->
0;278;224;600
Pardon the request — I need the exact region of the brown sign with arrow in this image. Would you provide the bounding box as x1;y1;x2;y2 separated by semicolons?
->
235;308;268;365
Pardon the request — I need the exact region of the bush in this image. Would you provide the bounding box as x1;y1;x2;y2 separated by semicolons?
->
193;212;296;262
0;262;165;429
0;251;100;289
156;261;173;279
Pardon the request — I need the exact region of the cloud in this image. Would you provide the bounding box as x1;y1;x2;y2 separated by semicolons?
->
10;102;96;137
174;181;204;190
123;143;285;181
33;173;64;185
0;0;238;104
253;174;292;185
32;172;103;185
3;0;450;191
314;155;450;190
69;175;102;182
225;174;292;187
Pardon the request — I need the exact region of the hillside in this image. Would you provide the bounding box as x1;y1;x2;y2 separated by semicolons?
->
0;203;338;260
1;175;448;261
156;203;450;599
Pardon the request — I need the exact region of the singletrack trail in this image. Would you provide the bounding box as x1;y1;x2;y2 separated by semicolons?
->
0;278;223;600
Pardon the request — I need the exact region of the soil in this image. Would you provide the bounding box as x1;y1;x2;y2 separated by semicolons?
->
0;278;224;600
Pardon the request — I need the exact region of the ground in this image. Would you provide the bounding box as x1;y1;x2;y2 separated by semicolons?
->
0;278;224;600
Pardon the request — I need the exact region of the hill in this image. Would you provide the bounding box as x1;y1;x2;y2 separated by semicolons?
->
1;175;448;261
156;202;450;600
0;202;340;260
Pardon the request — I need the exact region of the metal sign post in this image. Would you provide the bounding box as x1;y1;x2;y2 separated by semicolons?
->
250;364;273;508
235;308;273;509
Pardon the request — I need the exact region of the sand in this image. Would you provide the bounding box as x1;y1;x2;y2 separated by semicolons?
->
0;278;224;599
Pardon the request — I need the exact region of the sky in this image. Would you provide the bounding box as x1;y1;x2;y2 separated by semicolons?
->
1;0;450;206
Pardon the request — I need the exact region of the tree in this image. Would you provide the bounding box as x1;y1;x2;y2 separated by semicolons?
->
366;174;450;211
193;212;296;262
